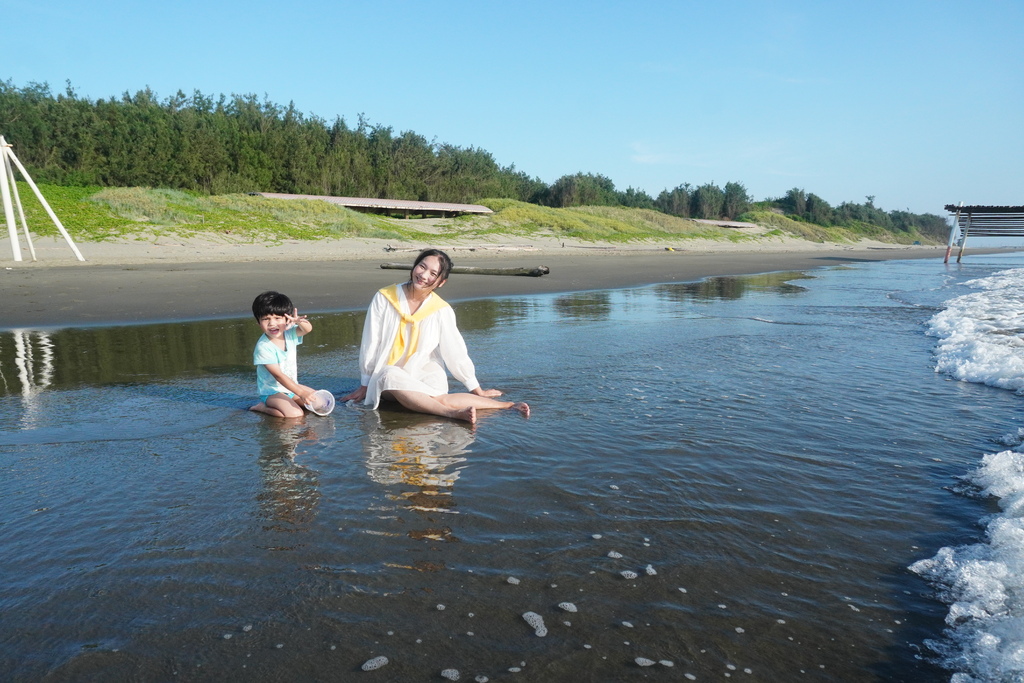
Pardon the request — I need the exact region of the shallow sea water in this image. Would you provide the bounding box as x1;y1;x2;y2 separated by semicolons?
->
3;254;1023;681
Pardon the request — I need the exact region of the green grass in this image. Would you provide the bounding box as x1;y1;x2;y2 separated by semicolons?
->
88;187;411;242
12;184;136;239
10;185;938;246
735;210;938;245
455;199;753;243
15;184;410;242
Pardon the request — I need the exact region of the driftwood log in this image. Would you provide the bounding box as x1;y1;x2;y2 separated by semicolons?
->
380;263;550;277
384;244;536;252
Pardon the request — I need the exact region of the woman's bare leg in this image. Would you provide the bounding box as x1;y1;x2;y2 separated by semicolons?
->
384;391;530;423
384;389;477;423
436;393;530;417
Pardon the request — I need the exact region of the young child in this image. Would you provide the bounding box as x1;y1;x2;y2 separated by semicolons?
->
250;290;316;418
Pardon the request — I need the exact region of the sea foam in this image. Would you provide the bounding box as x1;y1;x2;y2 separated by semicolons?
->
914;270;1024;679
929;268;1024;393
522;611;547;637
911;448;1024;680
361;656;388;671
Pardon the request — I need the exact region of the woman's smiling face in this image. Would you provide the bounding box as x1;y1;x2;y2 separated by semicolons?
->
409;254;446;292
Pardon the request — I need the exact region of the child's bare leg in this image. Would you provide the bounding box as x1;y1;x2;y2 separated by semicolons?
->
250;401;284;416
252;394;305;418
384;389;477;424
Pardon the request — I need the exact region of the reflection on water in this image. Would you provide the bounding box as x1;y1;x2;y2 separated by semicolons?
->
553;291;613;320
2;263;998;681
654;270;812;301
255;419;330;538
0;298;540;397
0;329;55;396
361;410;474;551
0;330;55;430
450;298;536;331
0;313;366;396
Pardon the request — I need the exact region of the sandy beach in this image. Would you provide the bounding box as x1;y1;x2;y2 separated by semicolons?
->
0;231;994;329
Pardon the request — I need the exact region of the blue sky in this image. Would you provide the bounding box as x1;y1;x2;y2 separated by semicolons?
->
6;0;1022;215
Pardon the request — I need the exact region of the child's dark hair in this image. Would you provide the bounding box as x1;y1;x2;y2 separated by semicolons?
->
252;291;294;320
413;248;453;281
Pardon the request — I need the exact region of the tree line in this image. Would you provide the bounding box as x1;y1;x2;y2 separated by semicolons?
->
768;188;948;237
0;79;948;237
534;173;947;239
0;80;544;203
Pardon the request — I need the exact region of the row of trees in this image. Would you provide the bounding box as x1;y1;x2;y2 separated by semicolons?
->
0;80;545;203
0;79;947;236
775;188;948;238
537;173;752;221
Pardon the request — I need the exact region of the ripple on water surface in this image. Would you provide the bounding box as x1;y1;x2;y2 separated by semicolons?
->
5;260;1022;680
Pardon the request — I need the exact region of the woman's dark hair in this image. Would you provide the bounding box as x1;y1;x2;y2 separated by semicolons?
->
252;291;294;319
412;249;453;282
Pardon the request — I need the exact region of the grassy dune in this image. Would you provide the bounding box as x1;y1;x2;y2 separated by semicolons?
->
12;184;940;246
736;210;935;245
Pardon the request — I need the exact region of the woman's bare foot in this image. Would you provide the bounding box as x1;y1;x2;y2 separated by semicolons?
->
452;406;477;424
512;402;530;417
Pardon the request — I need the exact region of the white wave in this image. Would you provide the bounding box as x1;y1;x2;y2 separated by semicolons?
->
911;449;1024;681
917;269;1024;681
928;268;1024;393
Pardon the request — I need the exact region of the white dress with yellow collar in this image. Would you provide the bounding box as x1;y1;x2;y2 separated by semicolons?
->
357;284;481;408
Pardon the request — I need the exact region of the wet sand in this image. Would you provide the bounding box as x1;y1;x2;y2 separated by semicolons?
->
0;236;1000;329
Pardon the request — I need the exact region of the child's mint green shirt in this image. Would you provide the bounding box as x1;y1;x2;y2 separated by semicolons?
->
254;327;302;397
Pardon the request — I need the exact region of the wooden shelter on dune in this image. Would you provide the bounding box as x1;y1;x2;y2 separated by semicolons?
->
945;204;1024;263
255;193;494;219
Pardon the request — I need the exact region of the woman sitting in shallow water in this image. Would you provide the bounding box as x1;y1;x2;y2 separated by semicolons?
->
340;249;529;424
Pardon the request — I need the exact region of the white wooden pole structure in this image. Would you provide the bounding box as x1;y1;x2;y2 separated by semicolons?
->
1;135;85;262
5;149;36;260
943;202;962;264
0;138;21;261
956;212;972;263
